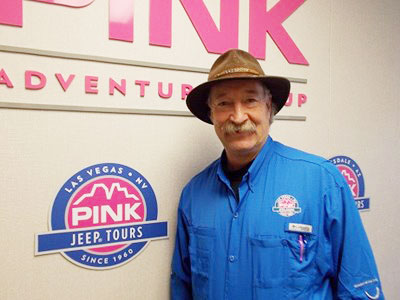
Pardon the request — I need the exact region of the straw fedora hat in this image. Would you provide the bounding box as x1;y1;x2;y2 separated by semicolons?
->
186;49;290;124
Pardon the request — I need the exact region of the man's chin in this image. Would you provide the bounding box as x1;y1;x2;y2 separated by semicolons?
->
226;142;257;155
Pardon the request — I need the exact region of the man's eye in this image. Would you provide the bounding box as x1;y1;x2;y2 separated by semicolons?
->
245;98;258;104
217;101;228;106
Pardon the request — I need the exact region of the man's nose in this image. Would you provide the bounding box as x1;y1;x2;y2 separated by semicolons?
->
229;103;248;123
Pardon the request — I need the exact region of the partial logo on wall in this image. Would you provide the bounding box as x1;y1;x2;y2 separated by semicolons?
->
35;163;168;269
330;156;370;211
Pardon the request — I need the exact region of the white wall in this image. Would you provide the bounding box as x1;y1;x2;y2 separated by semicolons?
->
1;0;399;299
329;1;400;297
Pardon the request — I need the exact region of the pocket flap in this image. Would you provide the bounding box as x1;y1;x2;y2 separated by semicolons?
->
250;236;284;248
189;226;215;250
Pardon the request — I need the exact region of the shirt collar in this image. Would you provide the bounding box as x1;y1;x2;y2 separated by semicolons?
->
246;136;274;187
216;136;275;188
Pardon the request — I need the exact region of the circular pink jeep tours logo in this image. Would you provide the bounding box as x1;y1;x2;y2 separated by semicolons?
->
272;194;302;217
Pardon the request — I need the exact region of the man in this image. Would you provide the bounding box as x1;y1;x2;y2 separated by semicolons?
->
171;49;384;299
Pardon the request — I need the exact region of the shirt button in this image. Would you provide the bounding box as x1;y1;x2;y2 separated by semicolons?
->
233;212;239;218
229;255;235;262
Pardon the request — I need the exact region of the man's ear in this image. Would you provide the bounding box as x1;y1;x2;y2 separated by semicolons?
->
208;109;214;124
266;99;272;110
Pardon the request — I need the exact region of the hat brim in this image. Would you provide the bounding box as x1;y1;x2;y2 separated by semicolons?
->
186;76;291;124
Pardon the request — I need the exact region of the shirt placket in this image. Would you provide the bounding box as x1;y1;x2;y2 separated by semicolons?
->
224;176;250;299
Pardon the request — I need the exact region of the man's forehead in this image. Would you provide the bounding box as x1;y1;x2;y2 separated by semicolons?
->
210;79;264;97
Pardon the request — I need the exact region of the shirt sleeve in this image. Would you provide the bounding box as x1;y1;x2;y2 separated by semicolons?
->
324;180;384;299
170;202;192;300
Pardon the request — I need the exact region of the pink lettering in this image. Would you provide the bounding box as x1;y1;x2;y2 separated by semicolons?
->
1;0;309;66
181;84;192;100
109;0;134;42
0;0;93;27
249;0;308;65
180;0;239;53
85;76;99;94
25;70;46;90
135;80;150;97
298;93;307;107
0;0;22;27
0;69;14;88
109;78;126;96
149;0;172;47
285;93;293;106
158;82;173;99
55;73;75;92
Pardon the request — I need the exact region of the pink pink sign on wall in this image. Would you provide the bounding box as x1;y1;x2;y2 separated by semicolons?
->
0;0;309;65
109;0;134;42
0;0;23;26
0;0;93;27
180;0;239;53
108;0;308;65
249;0;308;64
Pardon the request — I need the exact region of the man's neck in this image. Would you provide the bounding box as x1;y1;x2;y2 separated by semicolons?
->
224;137;269;171
225;151;258;171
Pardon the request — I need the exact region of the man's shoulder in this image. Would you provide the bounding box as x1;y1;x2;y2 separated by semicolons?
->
272;141;342;178
273;141;326;163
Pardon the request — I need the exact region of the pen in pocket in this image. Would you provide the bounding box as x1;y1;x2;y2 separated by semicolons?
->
298;234;306;263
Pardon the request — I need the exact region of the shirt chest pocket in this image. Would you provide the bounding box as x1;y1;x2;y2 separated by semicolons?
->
188;226;215;299
250;235;318;299
250;237;288;288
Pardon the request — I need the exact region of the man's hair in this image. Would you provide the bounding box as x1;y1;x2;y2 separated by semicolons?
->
262;85;276;125
207;82;277;125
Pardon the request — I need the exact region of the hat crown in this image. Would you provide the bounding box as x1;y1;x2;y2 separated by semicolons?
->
208;49;265;81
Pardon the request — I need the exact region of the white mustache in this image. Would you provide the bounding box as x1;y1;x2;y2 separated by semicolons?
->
222;120;256;135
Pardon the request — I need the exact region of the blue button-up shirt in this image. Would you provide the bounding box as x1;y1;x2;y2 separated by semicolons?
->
171;137;383;299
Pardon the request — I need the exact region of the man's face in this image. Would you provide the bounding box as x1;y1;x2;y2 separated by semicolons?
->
209;80;272;162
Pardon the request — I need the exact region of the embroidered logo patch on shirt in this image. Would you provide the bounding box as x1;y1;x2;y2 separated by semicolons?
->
272;194;301;217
